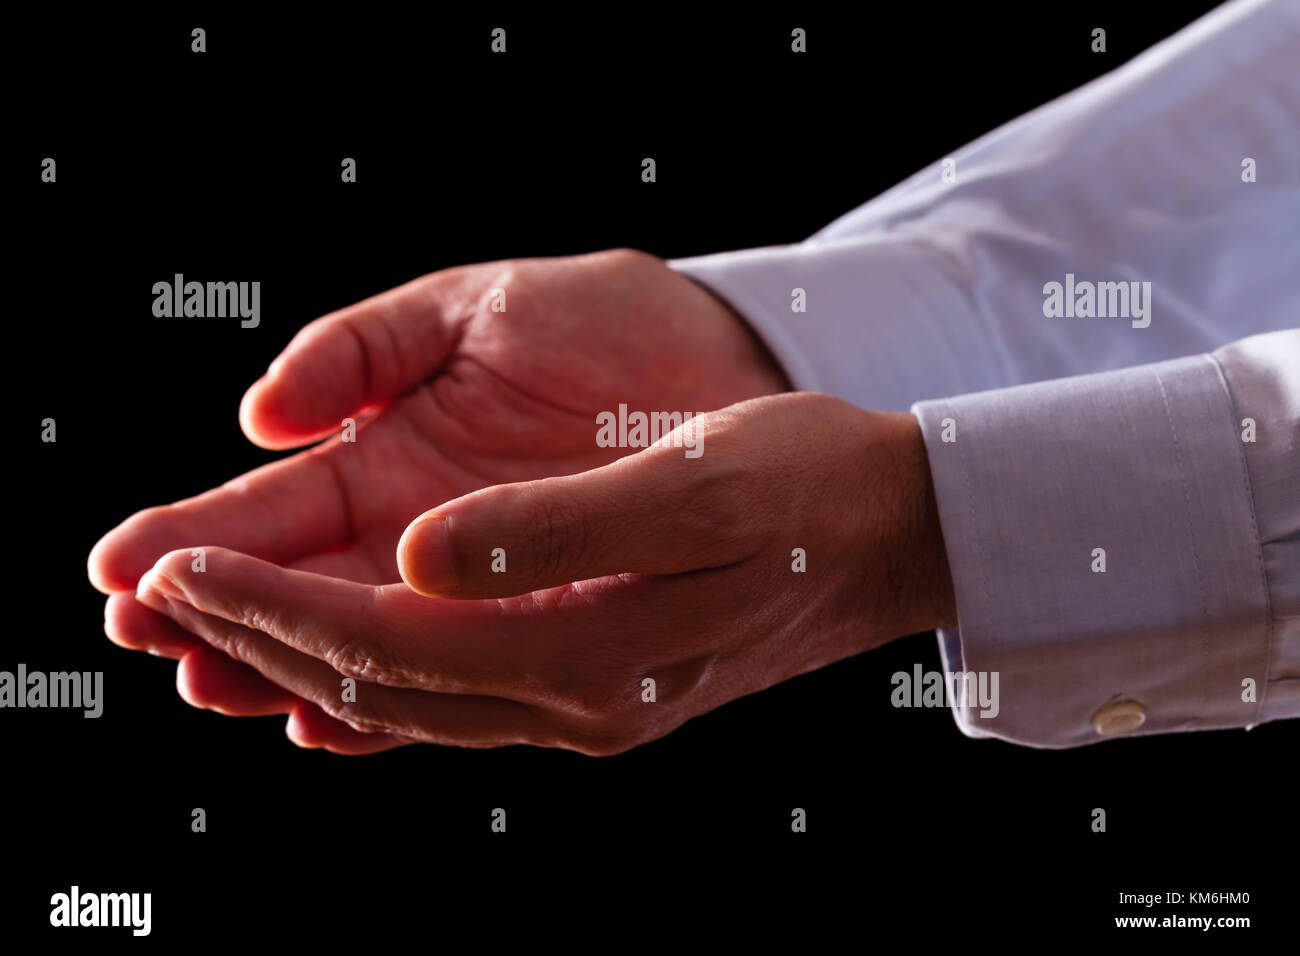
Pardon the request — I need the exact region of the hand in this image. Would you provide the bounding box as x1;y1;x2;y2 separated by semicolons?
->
132;393;957;755
91;249;789;752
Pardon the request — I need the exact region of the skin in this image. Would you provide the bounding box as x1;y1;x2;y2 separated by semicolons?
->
90;248;956;756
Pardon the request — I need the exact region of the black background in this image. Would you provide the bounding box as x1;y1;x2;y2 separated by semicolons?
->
9;3;1291;945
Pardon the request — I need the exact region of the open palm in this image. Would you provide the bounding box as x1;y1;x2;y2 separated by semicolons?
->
90;248;787;749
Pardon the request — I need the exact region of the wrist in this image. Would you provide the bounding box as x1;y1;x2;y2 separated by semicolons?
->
876;411;959;637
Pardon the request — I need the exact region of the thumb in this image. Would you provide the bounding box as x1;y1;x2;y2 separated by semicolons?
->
397;439;752;599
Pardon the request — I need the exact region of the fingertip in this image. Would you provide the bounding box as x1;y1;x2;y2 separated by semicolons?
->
175;651;209;710
286;702;408;755
397;513;456;597
238;378;273;447
88;529;142;594
104;592;201;659
136;547;197;603
241;363;357;451
239;376;307;450
89;510;188;595
285;703;325;748
179;646;299;716
87;547;119;595
324;735;408;756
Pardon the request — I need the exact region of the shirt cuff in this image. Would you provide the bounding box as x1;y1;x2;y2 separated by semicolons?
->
912;352;1272;748
667;236;1010;412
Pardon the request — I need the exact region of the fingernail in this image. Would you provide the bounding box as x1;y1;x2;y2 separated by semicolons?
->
136;568;184;605
401;514;456;595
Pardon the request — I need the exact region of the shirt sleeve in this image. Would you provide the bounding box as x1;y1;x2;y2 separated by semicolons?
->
666;0;1299;411
663;0;1300;747
911;329;1298;747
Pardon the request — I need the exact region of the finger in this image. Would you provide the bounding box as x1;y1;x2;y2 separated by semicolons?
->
397;433;752;598
239;274;466;450
136;546;563;700
111;540;400;723
107;543;395;722
285;701;413;755
104;592;205;659
176;645;299;715
88;448;351;594
134;582;555;749
108;595;304;717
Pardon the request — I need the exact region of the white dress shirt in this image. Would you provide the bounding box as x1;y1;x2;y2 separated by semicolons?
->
668;0;1299;747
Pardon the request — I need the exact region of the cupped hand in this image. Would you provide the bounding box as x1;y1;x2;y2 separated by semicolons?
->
91;249;789;752
132;393;957;755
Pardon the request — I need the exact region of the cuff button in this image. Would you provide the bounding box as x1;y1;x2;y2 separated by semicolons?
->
1091;700;1146;736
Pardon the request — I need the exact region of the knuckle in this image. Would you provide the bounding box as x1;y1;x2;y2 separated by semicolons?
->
242;606;280;637
601;247;653;269
325;635;402;687
672;456;766;559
